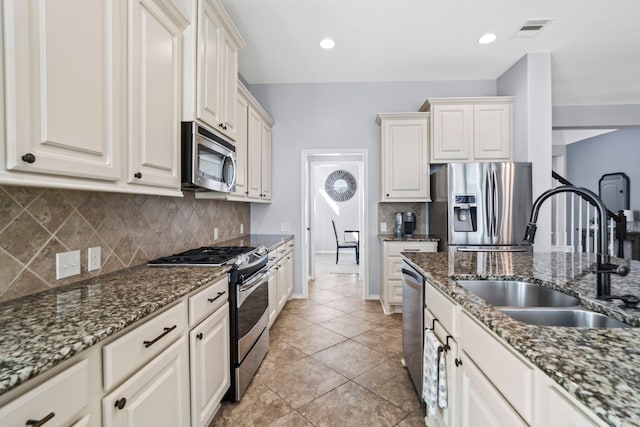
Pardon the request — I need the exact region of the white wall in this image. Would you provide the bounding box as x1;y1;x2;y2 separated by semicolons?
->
553;104;640;128
248;80;496;297
312;163;360;253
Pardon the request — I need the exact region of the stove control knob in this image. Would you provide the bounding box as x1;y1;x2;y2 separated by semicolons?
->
236;253;249;266
254;246;267;256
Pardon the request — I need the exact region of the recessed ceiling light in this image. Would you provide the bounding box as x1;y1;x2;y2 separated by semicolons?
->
320;38;335;49
478;33;497;44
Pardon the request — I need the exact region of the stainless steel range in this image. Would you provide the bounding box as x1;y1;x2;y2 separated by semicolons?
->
148;245;269;401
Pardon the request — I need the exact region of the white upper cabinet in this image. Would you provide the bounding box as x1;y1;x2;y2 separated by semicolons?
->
129;0;187;189
247;103;263;199
231;84;250;199
376;112;430;202
422;97;513;163
3;0;125;181
195;0;244;141
260;123;272;201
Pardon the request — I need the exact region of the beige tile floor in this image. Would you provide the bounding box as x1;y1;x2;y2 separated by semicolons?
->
210;254;426;427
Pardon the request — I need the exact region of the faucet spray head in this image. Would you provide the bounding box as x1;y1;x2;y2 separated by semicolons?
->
523;222;537;244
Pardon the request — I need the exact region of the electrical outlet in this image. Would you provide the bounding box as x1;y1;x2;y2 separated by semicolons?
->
240;223;244;234
56;250;81;280
88;247;101;271
214;227;219;240
281;222;290;232
380;222;387;232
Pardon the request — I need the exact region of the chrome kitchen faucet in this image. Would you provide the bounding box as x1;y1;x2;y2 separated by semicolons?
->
523;185;629;299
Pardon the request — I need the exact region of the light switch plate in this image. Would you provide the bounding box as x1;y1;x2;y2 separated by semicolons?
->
380;222;387;232
88;247;101;271
281;222;290;232
214;227;219;240
56;250;81;280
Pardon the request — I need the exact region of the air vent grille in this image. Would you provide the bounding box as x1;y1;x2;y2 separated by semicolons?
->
513;19;552;38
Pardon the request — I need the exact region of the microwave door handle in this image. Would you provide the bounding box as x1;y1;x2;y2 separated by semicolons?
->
226;155;237;190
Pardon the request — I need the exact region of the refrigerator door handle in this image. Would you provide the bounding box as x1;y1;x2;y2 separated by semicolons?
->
485;169;493;237
491;169;499;239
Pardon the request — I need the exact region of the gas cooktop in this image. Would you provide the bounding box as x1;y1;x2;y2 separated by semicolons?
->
147;246;257;267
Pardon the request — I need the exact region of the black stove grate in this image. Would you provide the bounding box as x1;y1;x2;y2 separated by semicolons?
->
147;246;255;266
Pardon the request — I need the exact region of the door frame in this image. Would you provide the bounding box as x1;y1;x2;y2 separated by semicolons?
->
301;149;369;299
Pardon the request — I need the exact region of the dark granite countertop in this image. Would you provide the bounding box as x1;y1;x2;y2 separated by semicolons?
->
401;251;640;427
378;233;440;242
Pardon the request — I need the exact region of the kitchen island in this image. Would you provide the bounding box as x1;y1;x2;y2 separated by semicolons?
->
402;250;640;427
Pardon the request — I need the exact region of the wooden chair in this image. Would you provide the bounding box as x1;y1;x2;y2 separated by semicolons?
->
332;220;359;265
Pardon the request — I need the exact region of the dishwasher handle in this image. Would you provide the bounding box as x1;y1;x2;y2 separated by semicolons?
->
401;267;424;288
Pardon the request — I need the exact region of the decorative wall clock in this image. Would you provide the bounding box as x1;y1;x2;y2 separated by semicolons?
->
325;170;357;202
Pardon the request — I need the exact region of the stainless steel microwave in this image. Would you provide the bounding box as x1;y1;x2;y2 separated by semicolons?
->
181;121;236;192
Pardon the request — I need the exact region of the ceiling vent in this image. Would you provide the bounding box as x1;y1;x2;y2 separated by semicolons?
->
513;19;552;38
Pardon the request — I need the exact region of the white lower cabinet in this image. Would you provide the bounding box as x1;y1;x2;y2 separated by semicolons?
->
102;336;190;427
423;278;607;427
189;304;230;427
382;241;437;313
267;267;278;327
267;240;294;327
459;353;527;427
0;360;89;427
276;258;287;313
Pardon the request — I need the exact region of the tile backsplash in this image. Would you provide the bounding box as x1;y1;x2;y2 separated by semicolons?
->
0;185;249;302
378;202;427;234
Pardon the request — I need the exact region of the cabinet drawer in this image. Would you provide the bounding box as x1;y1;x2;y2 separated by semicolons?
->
0;360;88;427
267;249;277;268
387;256;404;280
286;240;294;251
275;243;287;261
460;311;534;424
386;241;436;257
389;280;403;304
103;301;187;390
189;277;229;327
425;282;457;336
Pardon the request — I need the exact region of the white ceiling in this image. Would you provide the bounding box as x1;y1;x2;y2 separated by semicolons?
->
221;0;640;106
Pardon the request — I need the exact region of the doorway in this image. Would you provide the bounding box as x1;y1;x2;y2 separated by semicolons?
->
301;149;368;299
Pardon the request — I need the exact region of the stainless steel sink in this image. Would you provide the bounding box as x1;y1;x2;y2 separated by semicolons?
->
457;280;580;308
500;308;630;328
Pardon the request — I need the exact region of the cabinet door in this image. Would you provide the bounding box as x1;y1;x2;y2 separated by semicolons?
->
103;337;190;427
285;251;294;298
196;0;223;130
261;123;273;201
276;261;287;313
4;0;124;180
473;104;511;160
459;354;527;427
189;305;230;427
231;89;249;198
267;269;278;326
431;105;472;161
381;119;429;201
128;0;182;188
246;105;262;199
219;33;239;140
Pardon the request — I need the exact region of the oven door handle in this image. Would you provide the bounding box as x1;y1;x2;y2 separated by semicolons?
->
237;268;269;308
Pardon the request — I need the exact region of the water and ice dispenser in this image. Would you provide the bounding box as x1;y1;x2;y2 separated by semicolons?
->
453;195;477;232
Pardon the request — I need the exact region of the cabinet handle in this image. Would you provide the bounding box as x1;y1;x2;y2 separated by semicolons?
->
219;123;224;128
21;153;36;164
386;193;390;197
455;358;462;367
208;291;225;303
143;325;177;348
26;412;55;426
196;332;203;340
134;172;142;179
114;397;127;410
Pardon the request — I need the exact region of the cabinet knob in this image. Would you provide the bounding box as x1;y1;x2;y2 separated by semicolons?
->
21;153;36;163
196;332;203;340
26;412;55;426
386;194;390;197
134;172;142;179
219;123;224;128
114;397;127;410
455;358;462;367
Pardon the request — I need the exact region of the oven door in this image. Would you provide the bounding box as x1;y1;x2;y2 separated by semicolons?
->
236;268;269;362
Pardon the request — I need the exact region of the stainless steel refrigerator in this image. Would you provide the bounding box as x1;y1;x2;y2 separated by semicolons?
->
430;162;533;252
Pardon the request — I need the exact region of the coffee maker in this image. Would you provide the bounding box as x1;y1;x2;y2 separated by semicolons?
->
402;212;416;237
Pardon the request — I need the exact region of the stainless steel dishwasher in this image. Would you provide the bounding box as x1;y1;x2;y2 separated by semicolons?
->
402;261;424;399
